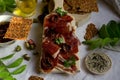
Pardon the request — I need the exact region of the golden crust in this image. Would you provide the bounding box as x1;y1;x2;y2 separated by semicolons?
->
4;17;33;40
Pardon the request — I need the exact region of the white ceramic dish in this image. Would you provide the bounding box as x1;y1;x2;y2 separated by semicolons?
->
85;52;112;74
0;15;15;47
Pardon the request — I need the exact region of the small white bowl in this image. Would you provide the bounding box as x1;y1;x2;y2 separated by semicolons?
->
85;52;112;74
0;15;15;47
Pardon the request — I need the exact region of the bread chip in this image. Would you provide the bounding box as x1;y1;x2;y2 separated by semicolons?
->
4;17;33;40
64;0;98;13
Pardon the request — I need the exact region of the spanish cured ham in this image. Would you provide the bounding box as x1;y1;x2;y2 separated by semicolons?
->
39;0;80;74
39;12;80;74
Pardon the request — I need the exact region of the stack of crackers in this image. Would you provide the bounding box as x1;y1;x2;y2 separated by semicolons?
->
4;17;33;40
64;0;98;14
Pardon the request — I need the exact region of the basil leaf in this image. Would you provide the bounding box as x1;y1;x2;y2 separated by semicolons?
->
7;58;23;68
11;65;27;75
1;53;15;60
107;20;120;38
101;38;111;47
99;24;110;38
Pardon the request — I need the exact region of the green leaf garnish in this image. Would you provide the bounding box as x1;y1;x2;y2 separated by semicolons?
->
11;65;27;75
7;58;23;68
63;57;76;67
55;38;64;44
1;53;15;60
55;7;67;16
99;20;120;38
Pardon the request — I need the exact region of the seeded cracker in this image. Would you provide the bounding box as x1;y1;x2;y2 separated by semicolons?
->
4;17;33;40
79;0;98;12
64;0;98;13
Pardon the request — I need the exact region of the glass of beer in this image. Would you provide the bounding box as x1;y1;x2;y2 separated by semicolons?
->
14;0;37;17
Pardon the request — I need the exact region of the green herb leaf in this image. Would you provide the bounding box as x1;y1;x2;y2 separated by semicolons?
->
11;65;27;75
99;24;110;38
63;57;76;67
1;53;15;60
55;38;64;44
83;38;103;49
55;7;67;16
7;58;23;68
99;20;120;38
82;38;120;50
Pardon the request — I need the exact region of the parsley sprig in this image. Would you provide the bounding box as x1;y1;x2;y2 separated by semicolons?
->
55;7;67;16
63;57;76;67
55;38;64;44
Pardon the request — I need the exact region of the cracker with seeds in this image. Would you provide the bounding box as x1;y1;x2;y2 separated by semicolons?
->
64;0;98;13
78;0;98;12
4;17;33;40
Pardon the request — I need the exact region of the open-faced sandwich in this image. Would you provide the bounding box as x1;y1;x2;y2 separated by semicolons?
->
39;0;80;74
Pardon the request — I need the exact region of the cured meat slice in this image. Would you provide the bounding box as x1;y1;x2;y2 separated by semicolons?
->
44;13;73;34
41;52;57;73
42;39;60;58
63;33;80;54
